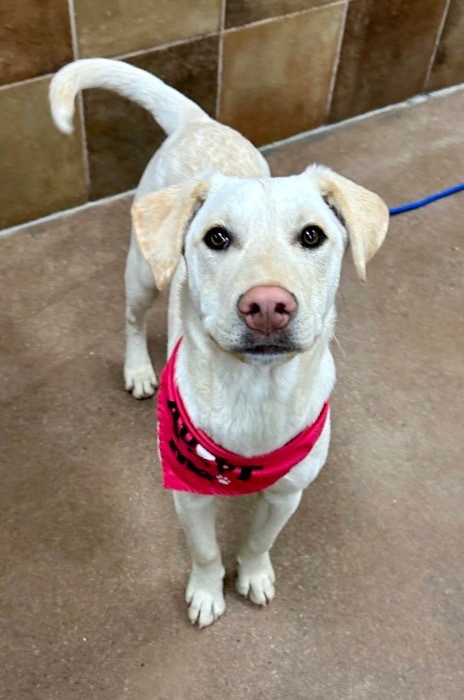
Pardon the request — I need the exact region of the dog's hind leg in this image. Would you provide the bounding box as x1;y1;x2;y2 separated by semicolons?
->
124;233;158;398
173;492;226;628
236;490;303;606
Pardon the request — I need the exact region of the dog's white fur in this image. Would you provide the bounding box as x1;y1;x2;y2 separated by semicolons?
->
50;59;389;628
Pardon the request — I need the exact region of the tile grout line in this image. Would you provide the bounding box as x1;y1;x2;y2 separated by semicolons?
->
67;0;80;60
423;0;452;90
67;0;91;197
223;0;346;35
114;32;219;62
215;0;227;120
324;0;349;121
0;34;220;93
0;72;55;91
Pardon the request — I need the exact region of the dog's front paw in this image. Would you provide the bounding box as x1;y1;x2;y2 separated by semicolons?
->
186;567;226;628
124;363;158;399
236;552;276;606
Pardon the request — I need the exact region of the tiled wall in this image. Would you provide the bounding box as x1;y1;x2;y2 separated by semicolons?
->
1;0;463;229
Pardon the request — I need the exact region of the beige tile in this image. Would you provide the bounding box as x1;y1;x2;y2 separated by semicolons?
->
220;5;345;146
74;0;222;58
330;0;448;122
0;78;87;229
427;0;464;91
226;0;338;28
0;0;73;85
84;37;219;200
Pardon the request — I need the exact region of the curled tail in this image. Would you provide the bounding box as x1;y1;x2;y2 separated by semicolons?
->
49;58;208;136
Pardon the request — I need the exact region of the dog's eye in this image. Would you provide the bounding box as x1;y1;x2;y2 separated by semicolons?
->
300;225;327;249
203;226;232;251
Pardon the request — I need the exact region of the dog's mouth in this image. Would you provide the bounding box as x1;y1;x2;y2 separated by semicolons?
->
241;344;291;355
232;334;302;363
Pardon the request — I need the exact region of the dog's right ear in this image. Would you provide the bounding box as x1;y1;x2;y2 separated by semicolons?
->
132;180;210;290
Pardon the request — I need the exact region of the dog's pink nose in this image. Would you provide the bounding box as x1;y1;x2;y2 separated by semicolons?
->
238;286;297;335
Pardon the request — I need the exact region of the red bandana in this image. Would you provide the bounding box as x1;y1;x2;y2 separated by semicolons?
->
157;340;330;496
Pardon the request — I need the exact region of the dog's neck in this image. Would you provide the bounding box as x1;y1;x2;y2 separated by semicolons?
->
172;287;336;457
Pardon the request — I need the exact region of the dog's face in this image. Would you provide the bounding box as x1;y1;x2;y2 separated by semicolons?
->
183;174;347;363
132;167;389;364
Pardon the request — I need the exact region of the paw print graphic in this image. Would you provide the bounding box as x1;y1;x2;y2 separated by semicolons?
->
216;475;231;485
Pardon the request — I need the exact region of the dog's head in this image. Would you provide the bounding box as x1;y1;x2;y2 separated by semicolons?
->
132;166;389;364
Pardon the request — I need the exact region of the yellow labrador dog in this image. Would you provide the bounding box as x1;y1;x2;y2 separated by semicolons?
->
50;59;388;628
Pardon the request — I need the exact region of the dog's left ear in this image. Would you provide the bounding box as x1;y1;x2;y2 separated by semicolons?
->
309;165;389;281
132;180;210;290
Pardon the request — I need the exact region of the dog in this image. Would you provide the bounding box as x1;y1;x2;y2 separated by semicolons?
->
49;58;389;628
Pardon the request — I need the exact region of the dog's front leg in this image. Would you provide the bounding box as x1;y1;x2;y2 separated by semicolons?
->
236;490;302;605
173;492;226;628
124;235;158;399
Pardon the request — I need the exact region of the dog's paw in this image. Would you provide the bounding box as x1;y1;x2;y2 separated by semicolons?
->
124;363;158;399
236;552;276;606
186;571;226;628
185;559;226;628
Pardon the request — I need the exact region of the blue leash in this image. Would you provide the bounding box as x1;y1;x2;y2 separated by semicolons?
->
389;182;464;216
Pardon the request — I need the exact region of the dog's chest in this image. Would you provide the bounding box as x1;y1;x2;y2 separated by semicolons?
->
178;353;333;457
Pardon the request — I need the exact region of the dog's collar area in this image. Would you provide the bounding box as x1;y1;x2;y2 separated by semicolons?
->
156;339;330;495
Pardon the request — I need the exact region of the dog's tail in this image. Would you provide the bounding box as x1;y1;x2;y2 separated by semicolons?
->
50;58;208;136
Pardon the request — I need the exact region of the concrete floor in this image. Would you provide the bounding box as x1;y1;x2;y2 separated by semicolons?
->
1;90;463;699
